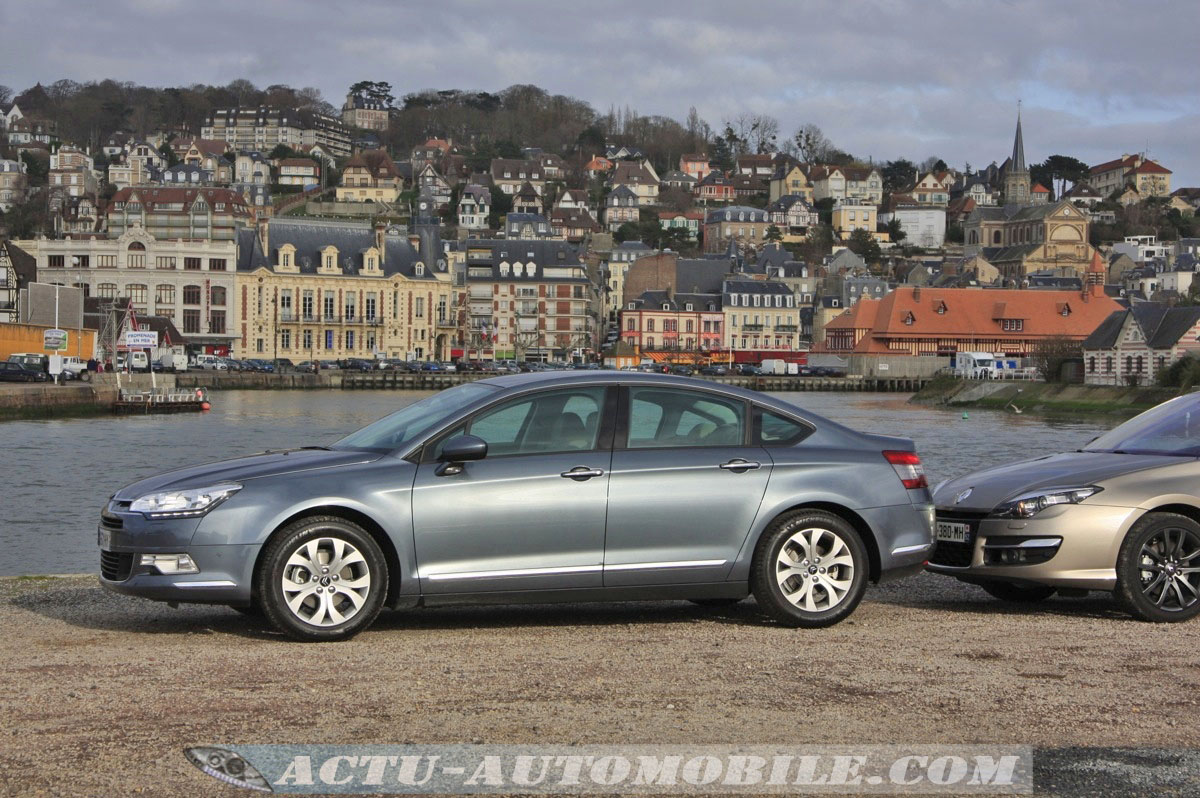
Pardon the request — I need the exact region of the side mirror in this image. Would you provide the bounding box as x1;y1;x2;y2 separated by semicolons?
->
435;434;488;476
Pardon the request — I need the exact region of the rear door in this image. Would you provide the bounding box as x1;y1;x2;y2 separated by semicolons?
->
603;385;772;586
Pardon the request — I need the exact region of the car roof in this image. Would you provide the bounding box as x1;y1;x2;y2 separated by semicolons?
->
475;370;804;414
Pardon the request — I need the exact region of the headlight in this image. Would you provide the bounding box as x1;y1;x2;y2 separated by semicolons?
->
129;483;241;518
993;486;1101;518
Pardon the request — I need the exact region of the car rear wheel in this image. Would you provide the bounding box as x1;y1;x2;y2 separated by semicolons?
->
978;581;1057;603
1116;512;1200;623
751;510;868;627
258;517;388;641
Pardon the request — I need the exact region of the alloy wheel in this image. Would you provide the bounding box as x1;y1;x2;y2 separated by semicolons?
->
280;537;372;627
775;527;856;612
1138;526;1200;612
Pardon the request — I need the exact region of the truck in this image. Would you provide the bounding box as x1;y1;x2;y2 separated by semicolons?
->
954;351;996;379
760;359;789;375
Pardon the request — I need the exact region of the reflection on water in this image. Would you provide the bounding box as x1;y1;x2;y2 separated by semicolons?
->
1;390;1113;576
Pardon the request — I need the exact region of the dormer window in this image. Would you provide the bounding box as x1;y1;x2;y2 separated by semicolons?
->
730;295;738;306
936;301;948;314
663;303;670;311
903;312;915;326
685;303;693;311
415;263;425;276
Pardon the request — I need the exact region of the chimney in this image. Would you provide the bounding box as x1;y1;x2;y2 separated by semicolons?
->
374;220;387;265
256;217;268;254
912;286;921;301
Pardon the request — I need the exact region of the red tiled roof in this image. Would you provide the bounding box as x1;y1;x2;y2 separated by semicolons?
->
1089;155;1140;174
110;186;249;211
1031;183;1050;193
822;286;1122;353
1129;160;1172;175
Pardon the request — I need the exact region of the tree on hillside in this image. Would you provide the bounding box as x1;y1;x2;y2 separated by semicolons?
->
885;217;906;243
846;228;882;263
349;81;395;106
765;224;783;243
792;123;832;163
487;185;512;228
0;85;12;108
882;159;916;193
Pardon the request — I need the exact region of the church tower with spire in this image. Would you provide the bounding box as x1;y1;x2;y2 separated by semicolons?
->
1003;106;1031;205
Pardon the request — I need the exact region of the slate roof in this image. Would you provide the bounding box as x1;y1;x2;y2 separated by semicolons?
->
462;238;586;281
630;290;722;312
1083;304;1200;351
236;220;434;279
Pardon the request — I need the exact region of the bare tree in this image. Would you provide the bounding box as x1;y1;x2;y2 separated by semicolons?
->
748;114;779;154
0;85;13;108
792;123;831;163
1031;335;1082;383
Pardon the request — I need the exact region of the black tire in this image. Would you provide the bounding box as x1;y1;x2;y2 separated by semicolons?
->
978;581;1057;603
688;598;743;607
751;510;868;628
1115;512;1200;623
257;516;388;641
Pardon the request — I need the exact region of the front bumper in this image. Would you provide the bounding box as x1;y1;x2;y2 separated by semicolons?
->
96;502;256;604
926;503;1140;590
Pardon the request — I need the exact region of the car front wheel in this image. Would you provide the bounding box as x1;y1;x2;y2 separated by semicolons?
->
751;510;868;627
258;517;388;641
1116;512;1200;623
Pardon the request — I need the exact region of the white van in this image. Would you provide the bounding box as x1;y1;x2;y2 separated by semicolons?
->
955;352;996;379
192;354;228;371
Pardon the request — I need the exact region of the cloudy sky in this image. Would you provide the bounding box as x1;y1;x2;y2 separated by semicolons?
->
2;0;1197;184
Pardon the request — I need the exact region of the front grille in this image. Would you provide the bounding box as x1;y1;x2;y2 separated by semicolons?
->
100;509;123;530
100;550;134;581
930;509;987;568
929;540;974;568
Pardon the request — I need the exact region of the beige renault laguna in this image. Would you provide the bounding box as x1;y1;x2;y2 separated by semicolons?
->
929;393;1200;622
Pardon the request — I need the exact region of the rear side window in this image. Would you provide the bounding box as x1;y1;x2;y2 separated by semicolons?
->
754;407;813;446
626;388;746;448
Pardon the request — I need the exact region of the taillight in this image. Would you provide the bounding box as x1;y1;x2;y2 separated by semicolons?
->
883;450;928;489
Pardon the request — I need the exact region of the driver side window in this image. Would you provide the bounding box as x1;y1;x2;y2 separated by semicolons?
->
460;387;606;457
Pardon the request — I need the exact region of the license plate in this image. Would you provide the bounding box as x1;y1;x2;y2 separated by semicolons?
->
935;521;971;543
97;526;113;549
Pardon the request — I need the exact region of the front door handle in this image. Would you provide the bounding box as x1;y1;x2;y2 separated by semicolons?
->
719;459;761;472
561;466;605;481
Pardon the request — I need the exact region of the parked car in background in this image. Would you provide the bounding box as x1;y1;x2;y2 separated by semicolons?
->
98;372;934;641
0;361;48;382
319;360;341;370
929;393;1200;622
272;359;295;372
699;365;728;376
737;364;762;377
420;362;443;372
295;360;319;373
670;364;696;376
191;354;228;371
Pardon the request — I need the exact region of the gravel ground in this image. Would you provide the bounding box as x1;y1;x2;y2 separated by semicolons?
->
1;572;1198;797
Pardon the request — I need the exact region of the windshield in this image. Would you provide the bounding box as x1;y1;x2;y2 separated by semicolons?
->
1084;393;1200;456
332;382;498;452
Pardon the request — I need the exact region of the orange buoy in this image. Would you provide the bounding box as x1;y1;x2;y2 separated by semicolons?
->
200;401;211;411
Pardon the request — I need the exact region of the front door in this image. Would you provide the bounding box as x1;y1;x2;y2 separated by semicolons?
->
411;385;614;594
605;385;772;586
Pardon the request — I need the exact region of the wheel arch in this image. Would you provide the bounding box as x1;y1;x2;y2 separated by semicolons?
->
250;505;404;608
1138;502;1200;528
755;501;883;583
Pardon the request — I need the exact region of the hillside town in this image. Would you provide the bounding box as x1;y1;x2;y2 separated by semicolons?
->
3;78;1199;388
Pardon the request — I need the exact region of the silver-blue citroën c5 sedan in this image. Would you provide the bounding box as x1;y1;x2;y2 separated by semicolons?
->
99;372;935;640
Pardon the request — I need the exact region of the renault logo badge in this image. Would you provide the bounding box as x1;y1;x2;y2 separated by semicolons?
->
954;488;973;505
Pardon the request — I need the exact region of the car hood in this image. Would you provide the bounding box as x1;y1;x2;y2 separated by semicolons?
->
113;448;381;500
932;450;1181;511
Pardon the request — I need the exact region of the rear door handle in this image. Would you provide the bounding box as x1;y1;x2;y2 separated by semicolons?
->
561;467;605;481
719;459;761;472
